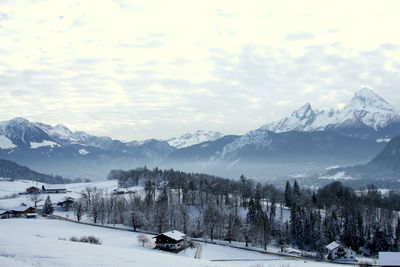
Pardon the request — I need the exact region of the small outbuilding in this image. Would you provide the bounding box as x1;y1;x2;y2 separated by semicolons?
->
153;230;187;252
379;252;400;267
325;241;356;262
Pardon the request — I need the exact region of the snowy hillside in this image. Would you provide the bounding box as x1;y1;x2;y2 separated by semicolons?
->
262;87;400;134
0;218;350;267
167;130;224;149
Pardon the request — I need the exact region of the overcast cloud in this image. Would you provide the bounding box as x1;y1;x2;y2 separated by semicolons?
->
1;0;400;140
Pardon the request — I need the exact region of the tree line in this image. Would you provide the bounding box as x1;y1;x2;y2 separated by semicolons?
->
72;167;400;257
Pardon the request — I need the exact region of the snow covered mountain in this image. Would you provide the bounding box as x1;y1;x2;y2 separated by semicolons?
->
167;130;224;149
210;88;397;166
0;117;57;148
262;87;400;140
0;118;175;178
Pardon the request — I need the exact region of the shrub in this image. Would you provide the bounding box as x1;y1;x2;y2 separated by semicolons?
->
69;236;102;245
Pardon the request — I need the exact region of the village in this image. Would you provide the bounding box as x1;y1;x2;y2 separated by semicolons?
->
1;180;400;266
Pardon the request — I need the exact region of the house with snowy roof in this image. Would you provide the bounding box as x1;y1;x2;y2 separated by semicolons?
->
379;252;400;267
0;206;36;219
153;230;187;252
41;185;66;194
325;241;356;262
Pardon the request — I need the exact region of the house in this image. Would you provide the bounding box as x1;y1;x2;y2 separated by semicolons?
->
325;241;356;262
42;185;67;194
379;252;400;267
1;206;36;219
153;230;187;252
57;197;75;211
26;186;40;194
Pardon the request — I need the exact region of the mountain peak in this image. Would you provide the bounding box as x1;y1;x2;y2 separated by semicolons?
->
262;86;400;134
350;87;392;109
10;117;30;124
292;103;313;118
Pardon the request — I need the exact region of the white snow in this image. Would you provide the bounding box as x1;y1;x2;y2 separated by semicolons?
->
262;87;400;133
376;138;391;143
30;140;60;148
319;171;355;180
168;130;224;149
325;165;341;170
0;179;359;267
0;218;349;267
0;135;16;149
325;241;340;251
378;252;400;265
160;230;186;241
78;148;90;155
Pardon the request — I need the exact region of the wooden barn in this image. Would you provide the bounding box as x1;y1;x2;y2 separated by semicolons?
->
379;252;400;267
153;230;187;252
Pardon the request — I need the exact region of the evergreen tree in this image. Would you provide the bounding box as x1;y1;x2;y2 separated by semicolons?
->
42;196;54;215
395;219;400;250
284;181;293;207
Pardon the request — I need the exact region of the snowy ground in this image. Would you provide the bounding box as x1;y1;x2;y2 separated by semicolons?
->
0;179;361;266
0;218;352;267
0;178;144;211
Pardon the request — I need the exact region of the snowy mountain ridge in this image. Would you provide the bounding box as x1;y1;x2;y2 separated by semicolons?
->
262;87;400;133
167;130;224;149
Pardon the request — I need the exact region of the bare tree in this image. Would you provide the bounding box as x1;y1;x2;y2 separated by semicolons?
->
29;192;43;209
137;234;150;247
74;199;84;222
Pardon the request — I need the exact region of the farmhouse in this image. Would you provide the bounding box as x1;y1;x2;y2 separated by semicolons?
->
26;186;40;194
0;206;36;219
57;197;75;211
379;252;400;267
42;185;67;194
325;241;356;262
153;230;187;252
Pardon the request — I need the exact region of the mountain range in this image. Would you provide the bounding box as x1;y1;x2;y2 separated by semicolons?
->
0;87;399;180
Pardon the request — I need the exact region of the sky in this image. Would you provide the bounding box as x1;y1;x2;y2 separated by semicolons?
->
1;0;400;141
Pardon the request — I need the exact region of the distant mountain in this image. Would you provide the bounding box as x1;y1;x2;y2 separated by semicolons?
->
0;117;56;148
1;87;398;179
167;130;224;149
0;158;69;184
215;130;384;163
0;118;175;179
262;87;400;141
322;135;400;187
168;135;239;161
367;135;400;173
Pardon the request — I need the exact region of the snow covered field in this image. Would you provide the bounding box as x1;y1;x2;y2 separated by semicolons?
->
0;178;126;211
0;218;351;267
0;179;358;266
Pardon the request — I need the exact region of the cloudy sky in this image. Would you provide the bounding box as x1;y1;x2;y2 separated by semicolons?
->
1;0;400;140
